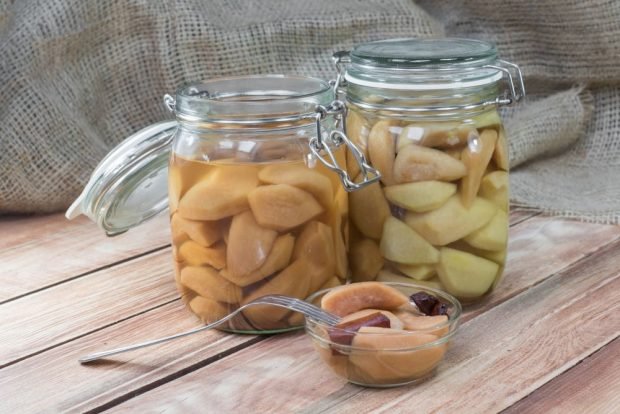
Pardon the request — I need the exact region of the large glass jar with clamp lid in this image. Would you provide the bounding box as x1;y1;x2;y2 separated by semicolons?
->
335;38;525;302
66;75;378;333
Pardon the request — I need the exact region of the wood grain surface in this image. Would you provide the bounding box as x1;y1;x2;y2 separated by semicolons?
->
0;209;619;414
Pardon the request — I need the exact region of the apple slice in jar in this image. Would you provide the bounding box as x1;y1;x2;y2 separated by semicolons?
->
393;145;467;183
368;120;400;185
383;181;456;213
460;129;498;208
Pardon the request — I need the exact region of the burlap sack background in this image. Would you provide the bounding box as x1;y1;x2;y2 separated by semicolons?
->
1;0;619;223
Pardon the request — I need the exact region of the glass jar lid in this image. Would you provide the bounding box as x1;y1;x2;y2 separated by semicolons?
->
343;38;509;91
66;121;177;236
350;38;497;69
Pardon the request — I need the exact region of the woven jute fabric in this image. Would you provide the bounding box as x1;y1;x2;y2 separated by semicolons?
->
1;0;619;223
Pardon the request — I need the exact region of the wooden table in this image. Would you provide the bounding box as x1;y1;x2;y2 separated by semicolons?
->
1;209;619;413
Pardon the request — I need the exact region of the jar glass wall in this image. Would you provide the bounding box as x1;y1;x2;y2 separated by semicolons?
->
168;76;350;332
341;39;521;303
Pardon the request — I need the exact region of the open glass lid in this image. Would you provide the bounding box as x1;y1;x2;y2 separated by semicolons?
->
65;121;177;236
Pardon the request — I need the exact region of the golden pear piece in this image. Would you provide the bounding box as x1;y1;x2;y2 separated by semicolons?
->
393;145;467;183
380;217;439;265
383;181;456;213
368;120;400;185
321;281;409;317
226;211;278;279
248;184;324;231
460;128;498;207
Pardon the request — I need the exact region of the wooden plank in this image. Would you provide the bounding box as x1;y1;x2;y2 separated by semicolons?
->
0;208;538;410
508;208;540;226
0;213;171;302
0;248;177;367
0;300;260;414
102;221;620;413
504;338;620;414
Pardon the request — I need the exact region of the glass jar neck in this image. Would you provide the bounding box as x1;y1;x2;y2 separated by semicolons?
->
171;75;334;132
345;80;501;121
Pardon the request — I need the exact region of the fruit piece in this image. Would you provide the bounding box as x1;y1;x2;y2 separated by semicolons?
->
181;265;241;303
178;240;227;269
178;165;258;221
436;247;499;299
395;264;435;281
405;195;497;245
399;123;474;149
329;312;391;346
448;241;507;265
168;165;182;213
221;233;295;287
409;292;439;315
383;181;456;213
320;277;342;291
393;145;467;183
350;238;384;282
464;209;508;251
349;176;391;239
349;327;446;382
248;184;324;231
445;148;462;160
242;259;312;328
460;129;498;207
188;295;230;323
368;120;399;185
318;204;348;280
321;281;409;317
226;211;278;278
346;149;361;179
480;170;509;211
170;214;222;247
393;311;449;336
313;341;349;379
258;163;334;208
346;109;371;158
338;309;404;331
293;221;336;293
380;217;439;265
493;128;509;170
376;270;445;290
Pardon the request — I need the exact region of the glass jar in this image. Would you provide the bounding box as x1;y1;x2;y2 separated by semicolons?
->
66;75;377;333
335;38;525;302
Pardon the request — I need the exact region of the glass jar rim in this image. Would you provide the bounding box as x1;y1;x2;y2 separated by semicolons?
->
344;38;503;91
172;75;334;127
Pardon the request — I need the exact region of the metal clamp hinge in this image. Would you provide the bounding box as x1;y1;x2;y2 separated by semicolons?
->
309;100;381;192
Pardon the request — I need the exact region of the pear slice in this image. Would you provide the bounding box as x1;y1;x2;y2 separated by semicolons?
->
339;309;404;331
392;311;449;336
460;129;498;207
480;170;509;211
178;165;258;221
350;238;384;282
293;221;336;293
405;195;497;246
383;181;456;213
393;145;467;183
463;209;508;251
437;247;499;299
398;123;474;149
258;163;334;208
349;327;446;382
242;259;312;328
170;214;222;247
178;240;227;269
226;211;278;278
380;217;439;265
395;264;435;281
368;120;400;185
221;233;295;287
181;265;241;304
349;176;391;239
321;281;409;317
493;128;509;170
248;184;324;231
346;109;371;158
376;270;445;290
448;240;507;265
188;295;231;324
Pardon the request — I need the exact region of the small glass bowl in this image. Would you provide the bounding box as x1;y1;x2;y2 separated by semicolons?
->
305;282;462;387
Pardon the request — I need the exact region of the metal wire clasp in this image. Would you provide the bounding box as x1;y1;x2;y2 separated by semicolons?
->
309;100;381;192
484;59;526;106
